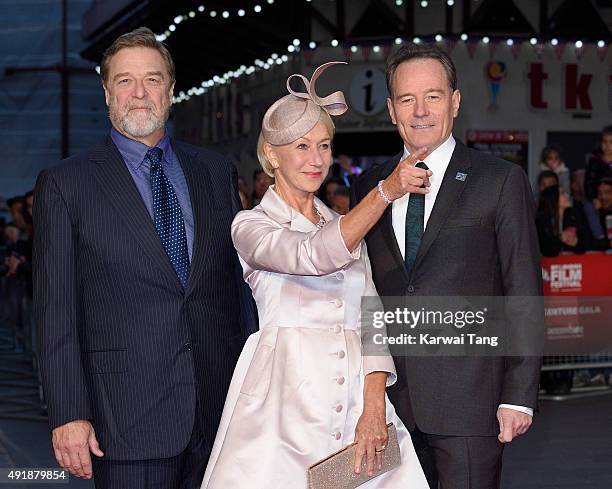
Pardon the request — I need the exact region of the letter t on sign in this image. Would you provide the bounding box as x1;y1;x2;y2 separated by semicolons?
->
565;64;593;111
528;63;548;109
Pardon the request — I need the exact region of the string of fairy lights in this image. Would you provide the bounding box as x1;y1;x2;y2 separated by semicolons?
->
154;1;280;42
155;0;457;43
169;35;608;105
92;1;609;105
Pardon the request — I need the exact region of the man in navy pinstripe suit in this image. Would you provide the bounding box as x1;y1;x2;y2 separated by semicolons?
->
32;28;255;489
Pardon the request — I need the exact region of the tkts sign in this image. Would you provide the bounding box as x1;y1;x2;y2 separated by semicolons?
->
527;62;606;112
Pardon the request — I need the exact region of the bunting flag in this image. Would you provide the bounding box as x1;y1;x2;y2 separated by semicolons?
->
510;42;522;60
383;44;393;60
362;46;371;63
303;49;315;66
445;39;457;54
553;42;566;60
597;44;609;62
343;47;352;63
532;42;545;59
466;40;478;59
488;40;498;59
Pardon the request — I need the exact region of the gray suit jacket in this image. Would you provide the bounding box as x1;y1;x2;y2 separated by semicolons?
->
352;140;543;436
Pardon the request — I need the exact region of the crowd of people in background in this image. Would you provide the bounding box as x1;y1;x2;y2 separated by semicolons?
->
1;193;33;286
0;191;34;353
535;125;612;256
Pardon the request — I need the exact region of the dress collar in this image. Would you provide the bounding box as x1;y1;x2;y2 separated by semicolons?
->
258;185;336;232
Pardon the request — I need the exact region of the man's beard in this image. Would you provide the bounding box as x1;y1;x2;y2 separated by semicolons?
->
109;100;170;139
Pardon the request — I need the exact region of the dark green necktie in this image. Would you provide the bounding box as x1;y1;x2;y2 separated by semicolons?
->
404;161;429;274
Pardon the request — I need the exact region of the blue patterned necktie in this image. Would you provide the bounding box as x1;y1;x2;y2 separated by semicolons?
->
147;147;190;289
404;161;429;275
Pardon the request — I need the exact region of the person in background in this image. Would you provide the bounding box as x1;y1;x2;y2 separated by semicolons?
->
2;223;19;249
238;190;250;210
22;191;34;234
593;177;612;250
571;169;586;203
535;185;590;256
237;176;251;209
6;197;30;240
571;170;607;250
585;125;612;200
329;153;360;186
2;223;28;281
319;176;344;206
330;185;350;215
539;146;570;194
536;170;559;200
251;169;273;207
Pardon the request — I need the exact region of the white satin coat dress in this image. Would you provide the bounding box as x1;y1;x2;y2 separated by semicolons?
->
202;186;428;489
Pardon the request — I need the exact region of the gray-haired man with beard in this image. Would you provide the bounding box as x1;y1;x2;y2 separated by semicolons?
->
33;28;254;489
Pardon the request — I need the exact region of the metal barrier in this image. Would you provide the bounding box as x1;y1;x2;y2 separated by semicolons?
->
542;355;612;371
0;275;45;420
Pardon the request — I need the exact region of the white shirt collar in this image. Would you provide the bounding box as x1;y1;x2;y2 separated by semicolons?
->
391;135;456;258
401;134;456;174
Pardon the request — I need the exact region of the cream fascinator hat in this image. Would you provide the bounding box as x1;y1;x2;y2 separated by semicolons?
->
262;61;348;146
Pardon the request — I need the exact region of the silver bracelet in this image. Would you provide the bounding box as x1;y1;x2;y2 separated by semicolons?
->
377;180;393;204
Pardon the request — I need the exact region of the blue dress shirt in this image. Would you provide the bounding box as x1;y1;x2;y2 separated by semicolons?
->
110;128;194;261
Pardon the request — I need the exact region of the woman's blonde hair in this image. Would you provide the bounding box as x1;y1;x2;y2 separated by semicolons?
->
257;110;335;177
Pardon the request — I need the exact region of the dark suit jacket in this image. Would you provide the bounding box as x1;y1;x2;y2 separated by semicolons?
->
33;137;256;460
352;140;543;437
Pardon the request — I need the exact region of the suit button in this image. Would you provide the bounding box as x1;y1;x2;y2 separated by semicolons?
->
334;299;343;308
407;285;415;293
336;376;345;385
332;431;342;440
333;324;342;334
335;404;343;413
337;350;346;359
335;272;345;281
183;342;192;352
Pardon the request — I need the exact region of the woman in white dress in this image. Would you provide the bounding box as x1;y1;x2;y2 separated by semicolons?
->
202;62;431;489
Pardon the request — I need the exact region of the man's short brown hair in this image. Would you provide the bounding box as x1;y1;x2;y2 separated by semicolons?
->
385;43;457;97
100;27;175;86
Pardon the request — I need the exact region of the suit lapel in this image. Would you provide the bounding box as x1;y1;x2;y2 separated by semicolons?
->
413;141;472;271
173;142;214;299
91;138;183;292
376;153;411;284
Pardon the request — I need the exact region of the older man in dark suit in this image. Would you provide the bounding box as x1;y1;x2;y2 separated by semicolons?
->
352;44;543;489
33;27;255;489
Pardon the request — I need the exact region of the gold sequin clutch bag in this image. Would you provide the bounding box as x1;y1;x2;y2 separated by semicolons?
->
307;423;401;489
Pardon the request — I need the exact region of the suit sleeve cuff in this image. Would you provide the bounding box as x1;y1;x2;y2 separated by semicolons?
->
498;404;533;416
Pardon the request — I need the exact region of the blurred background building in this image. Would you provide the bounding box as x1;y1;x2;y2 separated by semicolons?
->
0;0;108;199
77;0;612;187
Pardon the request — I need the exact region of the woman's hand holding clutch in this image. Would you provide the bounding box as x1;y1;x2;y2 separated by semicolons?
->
353;371;388;476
